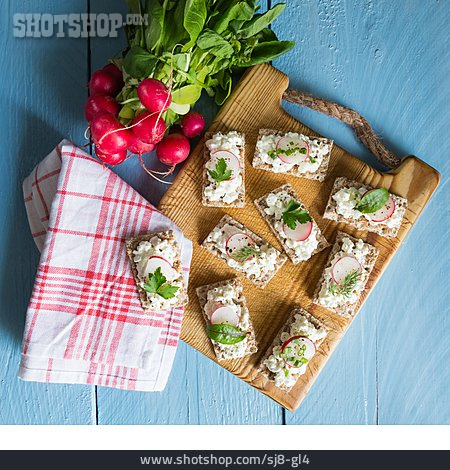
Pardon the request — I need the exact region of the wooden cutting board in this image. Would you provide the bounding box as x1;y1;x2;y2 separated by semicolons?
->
158;64;440;411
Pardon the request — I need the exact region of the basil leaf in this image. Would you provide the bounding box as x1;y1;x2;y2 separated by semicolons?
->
207;323;247;345
184;0;207;44
237;40;295;66
197;29;234;58
239;3;286;39
123;46;157;79
355;188;390;213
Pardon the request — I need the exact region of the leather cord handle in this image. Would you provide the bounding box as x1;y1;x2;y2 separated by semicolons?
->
282;88;401;169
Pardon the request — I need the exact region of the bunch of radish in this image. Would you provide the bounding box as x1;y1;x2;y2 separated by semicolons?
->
84;64;206;182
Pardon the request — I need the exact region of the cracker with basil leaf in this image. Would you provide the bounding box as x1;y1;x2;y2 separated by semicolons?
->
323;177;407;237
196;278;258;361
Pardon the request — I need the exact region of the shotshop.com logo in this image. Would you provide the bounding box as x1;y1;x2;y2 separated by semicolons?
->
13;13;148;38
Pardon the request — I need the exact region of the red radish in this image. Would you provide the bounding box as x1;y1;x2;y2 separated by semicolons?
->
137;78;172;113
102;63;123;82
282;220;313;242
180;112;206;138
209;150;240;180
84;94;120;122
225;232;255;262
91;113;131;154
368;196;396;222
331;256;362;285
281;335;316;368
89;69;122;96
144;256;174;279
156;133;190;166
96;148;127;166
131;112;166;144
128;134;155;155
276;136;310;164
210;305;239;326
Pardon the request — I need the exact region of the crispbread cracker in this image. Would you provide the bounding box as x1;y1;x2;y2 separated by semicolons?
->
312;231;378;317
254;184;329;264
201;214;287;289
202;131;245;208
196;278;257;361
126;230;188;311
258;307;327;393
323;176;408;237
252;129;332;182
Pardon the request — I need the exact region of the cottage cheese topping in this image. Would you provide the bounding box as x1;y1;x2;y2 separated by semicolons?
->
256;132;330;173
264;190;319;262
205;284;250;359
333;186;402;229
204;132;243;204
263;313;326;389
133;237;182;310
317;237;369;309
208;224;279;279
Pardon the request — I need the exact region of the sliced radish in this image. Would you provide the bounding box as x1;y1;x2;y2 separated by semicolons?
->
210;305;239;326
225;232;255;262
275;136;310;164
331;256;362;285
281;335;316;368
144;256;174;279
210;150;240;180
368;196;396;222
283;220;313;242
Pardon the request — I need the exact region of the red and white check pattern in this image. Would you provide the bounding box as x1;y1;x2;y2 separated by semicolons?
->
19;140;192;391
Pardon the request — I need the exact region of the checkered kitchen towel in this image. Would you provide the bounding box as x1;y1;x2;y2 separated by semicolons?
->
19;140;192;391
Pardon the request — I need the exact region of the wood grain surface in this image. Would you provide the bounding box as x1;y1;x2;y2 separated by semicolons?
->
158;63;439;411
0;0;448;424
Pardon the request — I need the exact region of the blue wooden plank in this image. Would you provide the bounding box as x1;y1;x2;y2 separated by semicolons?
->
272;0;450;424
0;0;94;424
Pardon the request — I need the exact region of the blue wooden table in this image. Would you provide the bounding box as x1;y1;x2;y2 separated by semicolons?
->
1;0;449;425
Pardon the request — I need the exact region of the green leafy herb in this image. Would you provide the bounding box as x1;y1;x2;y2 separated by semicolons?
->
355;188;389;214
232;245;259;262
281;200;312;230
328;269;361;298
207;323;247;345
208;157;232;183
267;149;277;160
309;156;317;164
121;0;295;117
143;267;179;300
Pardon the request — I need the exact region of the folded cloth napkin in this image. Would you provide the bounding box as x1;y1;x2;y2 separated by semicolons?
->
19;140;192;391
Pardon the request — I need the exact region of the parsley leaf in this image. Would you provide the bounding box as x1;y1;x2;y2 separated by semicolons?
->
208;158;232;183
281;200;312;230
143;267;179;300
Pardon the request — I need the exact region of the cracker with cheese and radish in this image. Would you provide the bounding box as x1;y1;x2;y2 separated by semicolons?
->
126;231;188;312
313;231;379;317
323;176;408;237
254;184;329;264
196;278;257;361
258;307;327;392
201;214;287;289
202;131;245;208
252;129;333;182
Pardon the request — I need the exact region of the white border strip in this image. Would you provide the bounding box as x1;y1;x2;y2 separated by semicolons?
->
0;425;449;450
